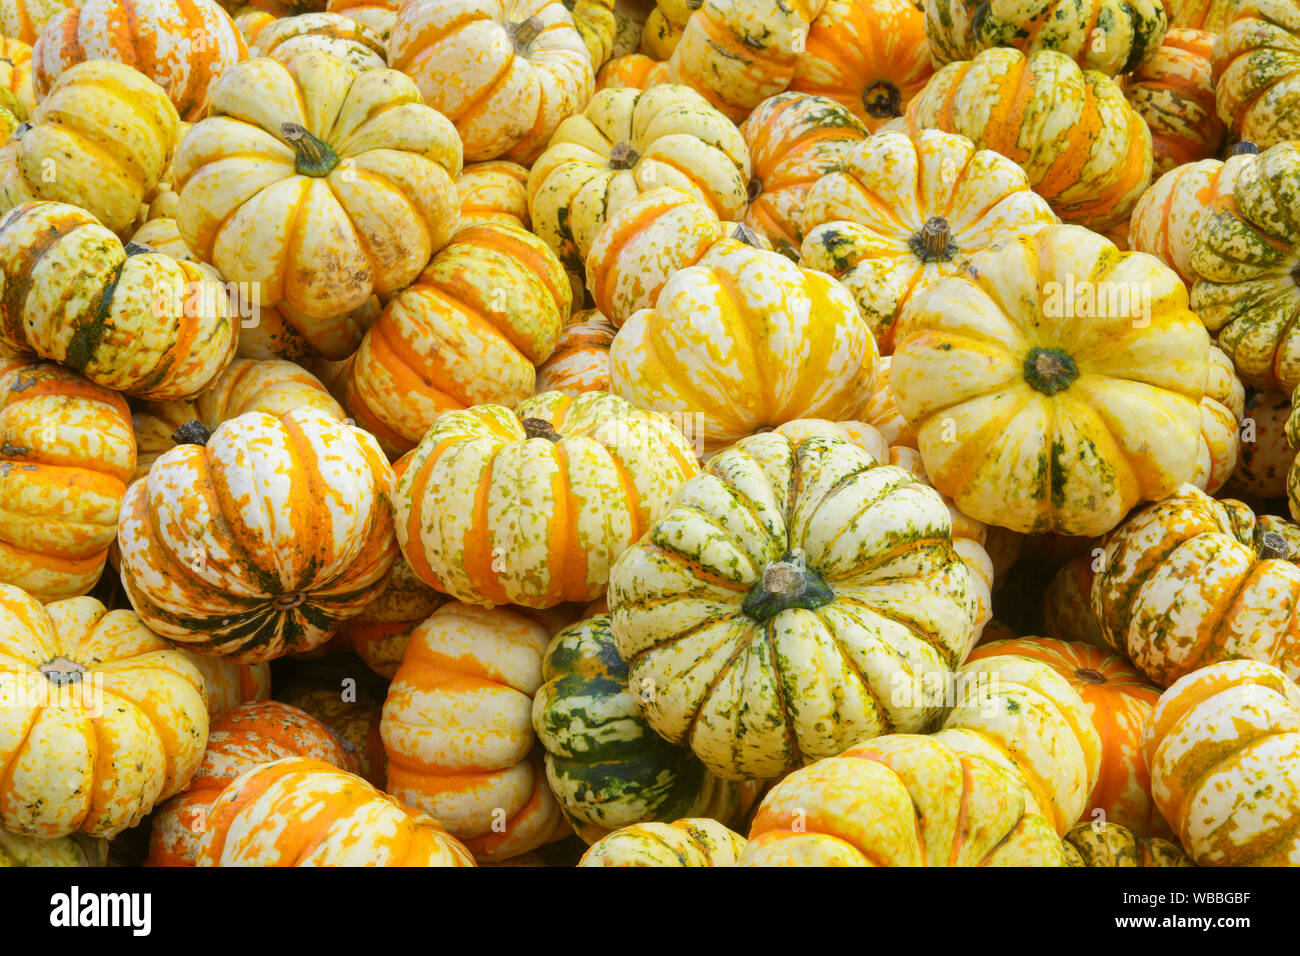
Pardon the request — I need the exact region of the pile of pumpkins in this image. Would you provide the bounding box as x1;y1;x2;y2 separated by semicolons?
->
0;0;1297;869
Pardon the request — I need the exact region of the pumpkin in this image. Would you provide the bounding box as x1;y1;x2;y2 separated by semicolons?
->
925;0;1168;77
457;160;531;230
904;48;1153;230
610;242;879;454
222;0;327;16
32;0;247;121
172;51;462;322
249;10;385;68
1128;156;1233;287
566;0;615;67
0;829;107;866
527;84;751;278
0;202;237;401
284;688;386;786
533;614;762;842
0;0;76;43
890;224;1211;537
173;649;270;718
1280;398;1300;522
1091;483;1300;686
381;601;569;861
1145;659;1300;866
739;92;868;260
0;60;179;236
0;587;208;838
342;221;570;457
608;433;979;780
395;390;698;609
638;0;692;59
336;555;445;679
195;756;477;865
1062;821;1192;866
145;700;355;867
861;355;917;448
1164;0;1245;30
788;0;933;131
1227;388;1290;499
609;5;639;56
967;637;1167;837
1123;28;1224;175
1189;141;1300;394
231;4;277;42
0;36;33;110
325;0;397;38
578;818;746;866
800;128;1056;355
1213;0;1300;149
534;309;617;395
388;0;594;165
130;356;346;481
117;405;398;662
1042;554;1105;647
1193;344;1246;495
595;51;668;90
663;0;824;122
739;734;1072;865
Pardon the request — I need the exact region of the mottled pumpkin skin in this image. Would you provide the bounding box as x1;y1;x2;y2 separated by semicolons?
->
1227;388;1290;498
325;0;397;38
394;391;699;609
0;60;179;235
740;734;1071;865
284;688;386;785
0;202;237;401
32;0;248;121
0;588;208;839
528;84;751;278
1128;157;1230;286
231;4;278;42
1190;142;1300;394
388;0;594;165
1165;0;1245;31
343;221;570;457
926;0;1168;76
1062;821;1192;866
801;128;1056;355
381;601;569;861
173;649;271;717
639;0;691;59
739;92;867;260
891;225;1211;537
195;756;477;865
0;36;34;110
173;51;462;322
117;406;398;663
535;309;617;395
596;51;668;90
1194;344;1245;494
457;160;531;230
1123;28;1224;174
1092;483;1300;686
0;0;77;44
337;556;444;679
565;0;616;67
1145;660;1300;866
789;0;933;131
904;48;1153;230
579;817;746;866
1042;554;1105;647
249;11;386;68
608;434;978;780
1213;0;1300;148
968;637;1168;837
0;829;107;866
146;700;354;867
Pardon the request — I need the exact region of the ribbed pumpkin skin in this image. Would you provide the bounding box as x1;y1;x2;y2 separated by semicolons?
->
394;391;698;609
1124;29;1223;174
0;60;179;235
1128;157;1228;286
0;202;237;401
1145;660;1300;866
967;637;1167;837
457;160;531;230
789;0;932;131
343;221;570;457
172;51;462;321
146;700;354;867
904;48;1152;230
579;818;746;866
0;36;35;110
1190;142;1300;394
1195;344;1245;495
610;243;879;454
32;0;248;121
117;406;398;663
0;0;76;42
325;0;398;38
0;588;208;839
388;0;594;165
381;602;568;861
131;357;346;481
1213;0;1300;148
639;0;690;58
283;688;386;785
0;356;134;601
740;735;1071;865
739;92;868;260
231;5;277;43
925;0;1168;76
596;51;668;90
250;11;386;68
801;129;1056;355
338;557;445;680
173;649;271;717
567;0;615;67
0;829;107;866
1227;388;1290;498
535;310;617;395
1166;0;1245;31
1091;484;1300;687
891;225;1210;537
1063;821;1192;866
527;84;751;277
195;756;477;866
608;434;978;781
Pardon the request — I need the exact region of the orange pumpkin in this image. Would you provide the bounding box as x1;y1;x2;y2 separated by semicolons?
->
457;160;531;230
0;0;77;43
595;51;668;90
1123;28;1225;175
534;309;617;395
284;688;387;787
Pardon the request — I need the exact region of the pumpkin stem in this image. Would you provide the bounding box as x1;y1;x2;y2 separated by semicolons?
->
281;122;340;177
11;120;29;140
911;216;955;262
523;417;560;441
1259;531;1290;561
746;177;763;202
730;223;762;247
686;0;703;8
1074;667;1106;684
509;15;544;51
742;549;834;623
1231;141;1260;155
172;420;213;446
273;591;306;610
863;80;902;119
1023;347;1078;396
609;141;640;170
123;241;153;257
40;656;86;686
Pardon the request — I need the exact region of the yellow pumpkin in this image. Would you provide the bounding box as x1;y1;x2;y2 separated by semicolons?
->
325;0;398;38
1123;28;1225;175
639;0;692;59
1062;821;1193;866
0;36;36;111
0;0;77;45
579;818;746;866
249;11;387;68
534;309;617;395
457;160;531;230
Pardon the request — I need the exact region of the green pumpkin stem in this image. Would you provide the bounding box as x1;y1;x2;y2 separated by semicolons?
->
1024;347;1079;396
863;80;902;119
742;550;834;623
281;122;340;177
609;141;640;170
172;420;213;446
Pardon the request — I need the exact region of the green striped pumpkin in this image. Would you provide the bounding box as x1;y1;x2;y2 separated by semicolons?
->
1062;821;1192;867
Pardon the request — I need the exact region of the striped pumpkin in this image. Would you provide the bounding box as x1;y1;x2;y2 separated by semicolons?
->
0;0;76;42
595;51;668;90
283;688;386;786
1123;28;1224;174
174;650;271;718
325;0;398;38
1213;0;1300;149
1128;154;1243;286
457;160;531;230
639;0;692;59
1195;344;1246;495
566;0;616;67
1164;0;1245;31
534;310;617;395
0;36;34;110
1062;821;1192;866
579;818;746;866
249;10;386;67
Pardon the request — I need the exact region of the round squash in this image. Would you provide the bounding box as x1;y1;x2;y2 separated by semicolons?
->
173;648;271;718
0;36;35;110
1062;820;1192;866
0;0;77;44
282;688;386;786
1213;0;1300;149
639;0;692;59
1164;0;1245;31
1128;156;1235;287
1123;28;1224;175
325;0;397;38
1194;343;1245;495
534;309;617;395
1226;388;1290;499
596;51;668;90
457;159;531;230
567;0;616;68
0;829;107;866
579;817;746;866
231;4;278;43
249;10;386;67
